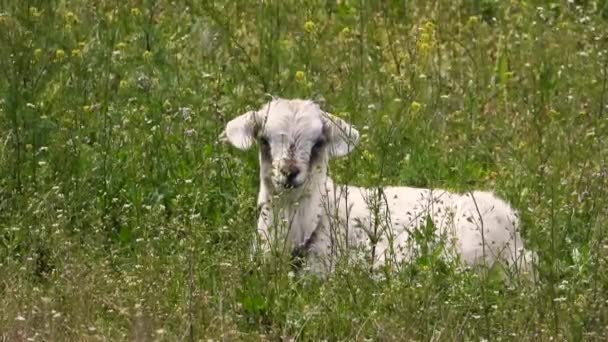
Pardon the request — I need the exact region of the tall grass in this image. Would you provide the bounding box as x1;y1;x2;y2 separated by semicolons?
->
1;0;608;340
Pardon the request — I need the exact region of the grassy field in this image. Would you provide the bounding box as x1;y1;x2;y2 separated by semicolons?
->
2;0;608;340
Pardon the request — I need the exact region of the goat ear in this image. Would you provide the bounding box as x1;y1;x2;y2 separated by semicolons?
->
324;113;359;157
221;111;258;150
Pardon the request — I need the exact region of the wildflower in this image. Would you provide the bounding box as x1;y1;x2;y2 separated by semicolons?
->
179;107;193;121
65;11;79;24
280;38;294;51
418;42;431;56
106;11;115;23
34;48;42;61
55;49;66;62
142;50;152;62
467;15;480;27
381;114;391;124
71;49;81;58
162;99;172;111
417;21;436;58
29;7;42;18
410;101;422;113
423;21;435;32
116;42;127;50
295;70;306;82
362;149;375;162
131;8;142;17
303;20;316;33
119;80;128;89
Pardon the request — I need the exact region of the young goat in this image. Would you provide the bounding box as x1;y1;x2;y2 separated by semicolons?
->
222;98;533;275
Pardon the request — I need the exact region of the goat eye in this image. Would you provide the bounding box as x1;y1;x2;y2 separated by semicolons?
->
259;137;270;146
313;140;325;150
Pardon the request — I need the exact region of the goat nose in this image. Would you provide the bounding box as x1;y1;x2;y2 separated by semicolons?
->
280;163;300;180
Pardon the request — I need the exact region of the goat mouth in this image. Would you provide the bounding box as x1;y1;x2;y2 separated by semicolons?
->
283;181;304;190
268;175;306;191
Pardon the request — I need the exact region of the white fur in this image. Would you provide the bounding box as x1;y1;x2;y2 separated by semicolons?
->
223;98;534;275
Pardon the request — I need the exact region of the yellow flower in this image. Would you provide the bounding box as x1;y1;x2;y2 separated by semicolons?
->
410;101;422;113
119;80;128;89
131;8;142;17
339;27;353;42
467;15;480;27
423;21;436;32
417;20;436;58
303;20;316;33
418;42;431;56
116;42;127;50
548;108;559;119
362;149;375;162
106;11;115;23
29;7;42;18
55;49;66;62
280;38;294;51
71;49;81;58
381;114;391;125
295;70;306;82
142;50;152;62
65;11;79;24
34;48;43;61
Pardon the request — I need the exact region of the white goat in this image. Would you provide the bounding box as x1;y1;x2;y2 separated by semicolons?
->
222;98;533;275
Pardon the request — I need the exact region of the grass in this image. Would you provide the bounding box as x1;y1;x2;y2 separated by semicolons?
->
1;0;608;340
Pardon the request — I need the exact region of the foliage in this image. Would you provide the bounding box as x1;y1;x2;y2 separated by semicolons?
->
1;0;608;339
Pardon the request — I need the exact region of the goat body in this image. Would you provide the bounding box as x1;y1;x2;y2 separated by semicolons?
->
223;98;533;274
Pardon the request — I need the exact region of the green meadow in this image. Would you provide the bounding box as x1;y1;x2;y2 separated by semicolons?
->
1;0;608;340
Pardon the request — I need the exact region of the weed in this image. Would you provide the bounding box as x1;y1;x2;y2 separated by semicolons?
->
1;0;608;340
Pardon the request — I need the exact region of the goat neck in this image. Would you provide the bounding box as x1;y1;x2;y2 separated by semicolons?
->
259;158;330;248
